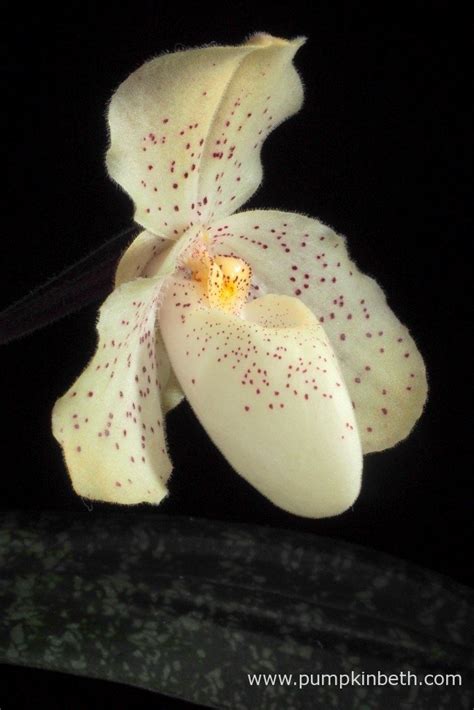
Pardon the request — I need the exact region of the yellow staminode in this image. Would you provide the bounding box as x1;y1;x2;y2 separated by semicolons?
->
184;237;252;313
208;256;252;313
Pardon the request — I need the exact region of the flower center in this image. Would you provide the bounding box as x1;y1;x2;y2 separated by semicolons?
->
208;256;252;312
186;246;251;313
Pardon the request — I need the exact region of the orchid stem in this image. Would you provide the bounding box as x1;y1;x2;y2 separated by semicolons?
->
0;225;137;345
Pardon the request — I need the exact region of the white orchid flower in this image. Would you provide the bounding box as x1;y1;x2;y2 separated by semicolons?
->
52;33;427;518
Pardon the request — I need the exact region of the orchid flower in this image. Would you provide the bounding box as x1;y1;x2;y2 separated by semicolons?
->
52;33;427;518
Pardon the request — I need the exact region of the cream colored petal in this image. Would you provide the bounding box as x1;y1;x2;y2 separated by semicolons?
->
115;229;172;286
52;276;173;504
106;34;304;238
161;366;185;414
208;210;428;453
160;278;362;518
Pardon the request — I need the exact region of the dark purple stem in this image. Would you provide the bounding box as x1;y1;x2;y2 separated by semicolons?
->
0;225;137;345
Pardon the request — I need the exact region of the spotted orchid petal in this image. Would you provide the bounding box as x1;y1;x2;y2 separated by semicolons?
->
159;277;362;518
207;210;428;453
52;274;175;504
106;34;304;240
115;229;172;286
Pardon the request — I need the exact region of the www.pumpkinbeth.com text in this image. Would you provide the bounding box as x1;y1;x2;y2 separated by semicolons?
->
247;670;462;690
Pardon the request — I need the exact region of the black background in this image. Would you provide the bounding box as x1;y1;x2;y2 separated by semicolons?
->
1;2;471;707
